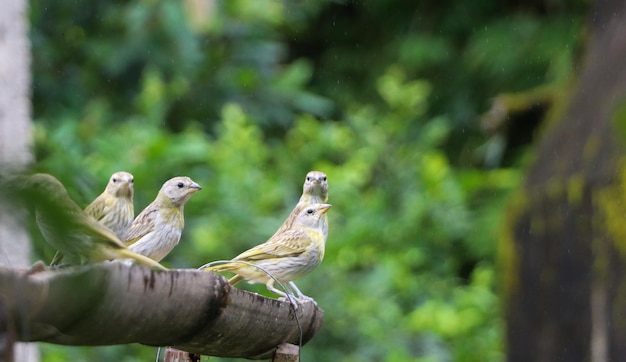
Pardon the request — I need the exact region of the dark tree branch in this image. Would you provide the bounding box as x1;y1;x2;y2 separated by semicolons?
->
0;263;323;359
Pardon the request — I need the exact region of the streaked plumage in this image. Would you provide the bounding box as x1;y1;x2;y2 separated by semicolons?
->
125;176;202;262
205;203;331;301
84;171;135;240
51;171;135;265
27;173;165;269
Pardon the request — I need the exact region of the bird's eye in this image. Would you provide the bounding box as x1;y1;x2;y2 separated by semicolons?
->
112;178;117;183
322;176;327;181
177;182;184;188
306;177;311;182
307;209;314;215
130;179;134;183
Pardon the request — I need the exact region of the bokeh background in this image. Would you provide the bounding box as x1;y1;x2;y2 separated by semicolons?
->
28;0;589;361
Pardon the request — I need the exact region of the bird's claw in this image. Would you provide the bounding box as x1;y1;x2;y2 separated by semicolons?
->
278;294;301;309
278;294;317;309
297;295;317;306
26;260;47;275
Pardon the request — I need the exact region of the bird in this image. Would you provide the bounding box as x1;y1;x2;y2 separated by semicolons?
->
272;170;329;239
204;203;331;302
124;176;202;262
226;170;329;286
51;171;135;265
24;173;165;269
84;171;135;240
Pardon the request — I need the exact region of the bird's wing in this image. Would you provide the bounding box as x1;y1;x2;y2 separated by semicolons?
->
76;212;127;249
124;206;158;246
116;248;167;269
84;194;108;221
235;229;312;261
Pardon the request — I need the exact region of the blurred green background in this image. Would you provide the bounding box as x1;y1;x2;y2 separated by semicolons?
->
29;0;588;361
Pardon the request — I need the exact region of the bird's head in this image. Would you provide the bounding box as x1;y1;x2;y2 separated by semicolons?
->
158;176;202;206
302;171;328;201
106;171;134;199
296;203;331;229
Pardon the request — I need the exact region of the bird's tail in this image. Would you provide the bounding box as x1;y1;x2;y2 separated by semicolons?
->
202;263;233;272
202;263;243;285
118;249;167;270
49;251;65;266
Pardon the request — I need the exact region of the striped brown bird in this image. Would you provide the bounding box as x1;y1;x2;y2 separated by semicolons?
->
84;171;135;240
51;171;135;265
205;203;331;302
125;176;202;262
273;170;329;239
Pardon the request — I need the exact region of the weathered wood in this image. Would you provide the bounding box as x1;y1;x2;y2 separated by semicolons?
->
164;347;201;362
272;343;299;362
0;297;15;361
0;263;323;359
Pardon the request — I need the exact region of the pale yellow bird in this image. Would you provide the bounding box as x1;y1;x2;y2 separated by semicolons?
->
205;203;331;301
272;170;329;239
26;173;165;269
51;171;135;265
124;176;202;262
84;171;135;240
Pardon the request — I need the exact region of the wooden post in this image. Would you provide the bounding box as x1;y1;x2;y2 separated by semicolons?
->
272;343;299;362
164;347;201;362
0;297;15;361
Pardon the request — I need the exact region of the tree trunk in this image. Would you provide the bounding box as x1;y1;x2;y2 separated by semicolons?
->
0;0;37;360
504;1;626;361
0;0;33;264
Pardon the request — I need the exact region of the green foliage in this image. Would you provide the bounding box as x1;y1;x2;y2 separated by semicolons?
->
27;0;588;361
32;68;517;362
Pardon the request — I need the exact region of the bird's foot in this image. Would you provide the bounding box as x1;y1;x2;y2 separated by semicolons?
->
25;260;47;275
296;294;317;306
278;294;302;310
278;294;317;310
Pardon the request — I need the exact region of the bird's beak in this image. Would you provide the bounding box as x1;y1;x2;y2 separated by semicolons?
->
318;204;332;215
190;182;202;191
117;177;133;193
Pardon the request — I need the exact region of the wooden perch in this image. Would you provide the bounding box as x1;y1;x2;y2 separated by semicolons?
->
0;262;323;359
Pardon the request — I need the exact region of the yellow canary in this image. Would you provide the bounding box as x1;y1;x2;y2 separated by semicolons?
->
273;171;329;239
205;203;331;301
84;171;135;240
26;174;165;269
124;176;202;262
51;171;135;265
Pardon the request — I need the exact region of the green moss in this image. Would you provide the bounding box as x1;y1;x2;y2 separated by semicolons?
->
583;135;601;162
610;100;626;144
567;174;585;205
596;161;626;256
546;176;566;200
